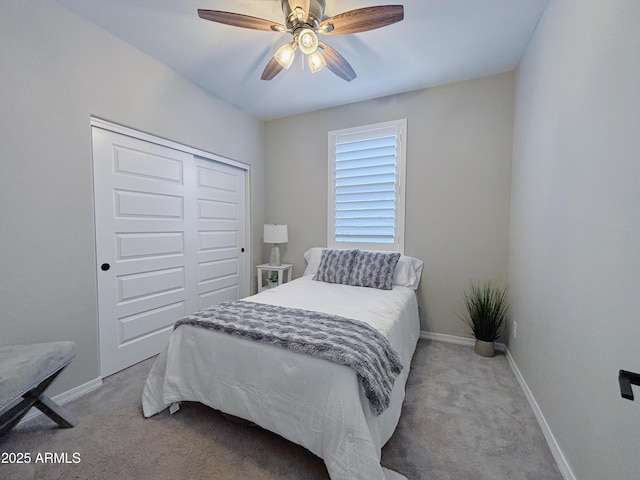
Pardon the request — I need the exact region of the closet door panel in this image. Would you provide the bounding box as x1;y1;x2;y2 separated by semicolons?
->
193;158;246;311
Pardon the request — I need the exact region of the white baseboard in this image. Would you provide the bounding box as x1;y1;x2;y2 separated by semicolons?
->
420;330;474;346
421;331;574;480
19;376;103;425
419;330;506;352
504;349;576;480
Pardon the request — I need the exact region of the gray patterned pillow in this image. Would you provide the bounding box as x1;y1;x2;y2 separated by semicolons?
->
313;249;358;285
348;251;401;290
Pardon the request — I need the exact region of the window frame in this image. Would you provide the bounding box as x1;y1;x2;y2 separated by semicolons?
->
327;118;407;254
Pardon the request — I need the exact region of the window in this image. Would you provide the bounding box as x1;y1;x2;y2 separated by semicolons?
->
327;119;407;253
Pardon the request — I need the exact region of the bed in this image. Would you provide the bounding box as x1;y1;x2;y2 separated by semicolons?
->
142;248;423;480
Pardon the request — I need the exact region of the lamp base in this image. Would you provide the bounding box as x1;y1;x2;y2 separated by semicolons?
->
269;244;281;266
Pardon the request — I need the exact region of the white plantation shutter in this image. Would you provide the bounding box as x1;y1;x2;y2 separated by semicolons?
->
328;119;406;253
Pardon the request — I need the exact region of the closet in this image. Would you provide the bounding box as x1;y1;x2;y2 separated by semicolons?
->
92;120;249;376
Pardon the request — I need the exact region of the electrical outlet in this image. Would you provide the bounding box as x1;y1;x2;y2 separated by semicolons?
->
512;321;517;339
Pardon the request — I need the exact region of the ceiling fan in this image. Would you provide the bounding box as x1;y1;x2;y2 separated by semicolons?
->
198;0;404;82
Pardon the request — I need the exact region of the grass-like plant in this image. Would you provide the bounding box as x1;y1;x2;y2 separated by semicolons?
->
459;281;509;342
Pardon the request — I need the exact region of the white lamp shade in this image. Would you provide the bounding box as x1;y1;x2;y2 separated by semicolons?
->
297;28;318;55
308;51;327;73
264;224;288;244
274;42;296;69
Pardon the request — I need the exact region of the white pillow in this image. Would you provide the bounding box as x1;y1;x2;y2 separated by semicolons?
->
303;247;424;290
303;247;325;277
393;254;424;290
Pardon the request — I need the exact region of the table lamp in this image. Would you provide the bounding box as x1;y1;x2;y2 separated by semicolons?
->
264;224;288;266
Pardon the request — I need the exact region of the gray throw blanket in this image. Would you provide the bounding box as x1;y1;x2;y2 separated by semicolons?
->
174;300;403;415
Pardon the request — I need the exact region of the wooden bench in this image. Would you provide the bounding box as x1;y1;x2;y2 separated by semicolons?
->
0;341;77;435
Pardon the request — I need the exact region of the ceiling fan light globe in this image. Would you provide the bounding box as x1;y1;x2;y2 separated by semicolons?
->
297;28;318;55
275;42;297;69
308;51;327;73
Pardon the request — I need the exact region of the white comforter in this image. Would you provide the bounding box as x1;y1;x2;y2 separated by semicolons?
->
142;275;420;480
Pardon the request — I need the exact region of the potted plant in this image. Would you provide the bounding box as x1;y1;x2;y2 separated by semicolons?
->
459;281;509;357
266;273;279;289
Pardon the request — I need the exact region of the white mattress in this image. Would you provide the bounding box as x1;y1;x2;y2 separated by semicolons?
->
142;275;420;480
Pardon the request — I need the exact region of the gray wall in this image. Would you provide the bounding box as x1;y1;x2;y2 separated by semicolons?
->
0;1;264;396
264;73;514;335
509;0;640;478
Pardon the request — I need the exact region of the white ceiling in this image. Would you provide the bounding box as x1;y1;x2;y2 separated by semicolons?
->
55;0;548;120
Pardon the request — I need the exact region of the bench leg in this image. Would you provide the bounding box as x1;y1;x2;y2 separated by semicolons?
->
33;393;76;428
0;365;75;435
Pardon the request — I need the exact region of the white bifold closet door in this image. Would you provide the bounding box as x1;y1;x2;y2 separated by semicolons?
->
92;125;248;377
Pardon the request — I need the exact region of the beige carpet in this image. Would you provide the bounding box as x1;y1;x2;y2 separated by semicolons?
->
0;340;563;480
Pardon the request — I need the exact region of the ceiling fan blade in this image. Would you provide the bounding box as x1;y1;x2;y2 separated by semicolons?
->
198;9;284;32
319;5;404;35
288;0;311;21
318;42;356;82
261;56;285;81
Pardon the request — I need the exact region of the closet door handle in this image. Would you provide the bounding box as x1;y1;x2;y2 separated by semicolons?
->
101;263;110;271
241;248;245;253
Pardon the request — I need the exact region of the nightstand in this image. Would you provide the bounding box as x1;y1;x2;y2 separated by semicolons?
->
257;263;293;293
